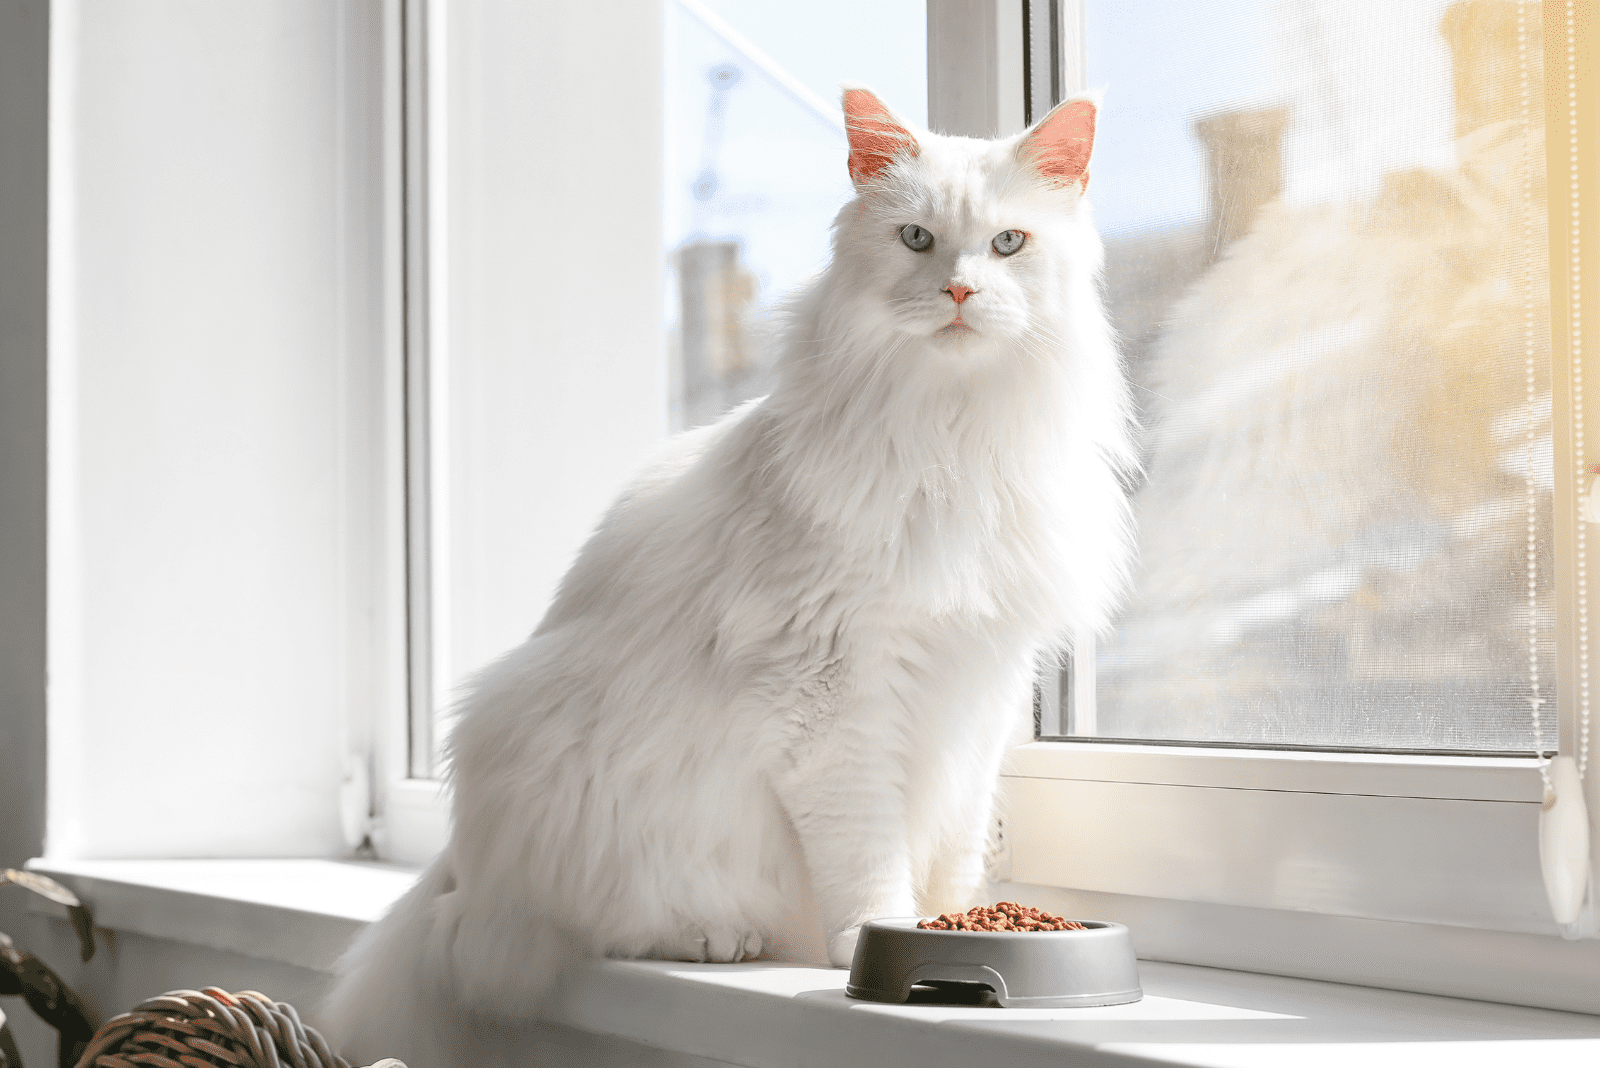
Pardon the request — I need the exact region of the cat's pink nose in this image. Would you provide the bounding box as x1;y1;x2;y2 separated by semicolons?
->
944;283;974;304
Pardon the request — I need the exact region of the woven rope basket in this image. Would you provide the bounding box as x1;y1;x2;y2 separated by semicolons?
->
73;989;403;1068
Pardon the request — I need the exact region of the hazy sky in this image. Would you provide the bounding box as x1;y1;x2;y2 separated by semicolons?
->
1087;0;1275;237
694;0;927;125
663;0;926;306
1087;0;1458;237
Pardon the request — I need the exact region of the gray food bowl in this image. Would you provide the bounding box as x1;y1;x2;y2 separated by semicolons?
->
845;917;1142;1008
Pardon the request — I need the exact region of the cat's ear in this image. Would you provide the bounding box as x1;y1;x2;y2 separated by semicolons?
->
842;87;919;185
1017;97;1097;192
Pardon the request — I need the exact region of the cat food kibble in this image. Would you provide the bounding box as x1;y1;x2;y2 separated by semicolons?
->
916;901;1087;932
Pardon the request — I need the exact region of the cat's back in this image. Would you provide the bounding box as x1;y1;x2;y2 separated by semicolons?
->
532;396;778;631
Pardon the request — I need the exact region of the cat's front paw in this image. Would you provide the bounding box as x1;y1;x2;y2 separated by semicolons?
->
826;927;861;969
651;926;764;964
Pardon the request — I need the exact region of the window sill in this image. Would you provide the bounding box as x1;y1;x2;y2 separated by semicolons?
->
1004;740;1546;800
25;857;418;972
26;858;1600;1067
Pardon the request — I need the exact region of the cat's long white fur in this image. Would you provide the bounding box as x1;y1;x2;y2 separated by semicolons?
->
322;92;1135;1067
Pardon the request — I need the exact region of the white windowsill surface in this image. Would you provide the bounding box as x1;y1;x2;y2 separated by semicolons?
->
27;857;419;971
27;858;1600;1068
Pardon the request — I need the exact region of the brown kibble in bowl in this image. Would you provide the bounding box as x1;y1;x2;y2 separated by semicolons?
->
915;901;1088;932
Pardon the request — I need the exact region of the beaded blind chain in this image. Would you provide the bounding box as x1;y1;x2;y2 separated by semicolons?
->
1522;2;1594;793
1521;3;1551;794
1567;0;1592;782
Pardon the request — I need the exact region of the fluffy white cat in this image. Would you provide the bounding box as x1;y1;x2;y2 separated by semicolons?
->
323;87;1134;1066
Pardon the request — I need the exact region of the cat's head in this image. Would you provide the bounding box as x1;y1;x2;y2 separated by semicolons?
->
827;87;1102;358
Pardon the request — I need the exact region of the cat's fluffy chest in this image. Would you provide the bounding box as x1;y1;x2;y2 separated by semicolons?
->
704;411;1077;765
732;394;1084;623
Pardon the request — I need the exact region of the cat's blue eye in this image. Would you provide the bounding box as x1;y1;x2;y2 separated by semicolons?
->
900;224;934;252
992;230;1026;256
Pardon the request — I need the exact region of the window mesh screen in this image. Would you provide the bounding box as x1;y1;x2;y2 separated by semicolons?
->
1086;0;1553;749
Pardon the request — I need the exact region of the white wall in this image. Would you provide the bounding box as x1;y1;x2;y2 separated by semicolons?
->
0;0;52;1058
0;0;49;866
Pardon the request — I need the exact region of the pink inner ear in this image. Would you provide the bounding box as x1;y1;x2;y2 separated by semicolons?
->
843;89;917;183
1020;99;1096;187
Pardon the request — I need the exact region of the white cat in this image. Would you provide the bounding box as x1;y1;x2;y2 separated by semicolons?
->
323;87;1135;1066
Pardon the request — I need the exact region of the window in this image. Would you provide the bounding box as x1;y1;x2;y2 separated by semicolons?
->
1001;0;1600;1009
1050;0;1556;753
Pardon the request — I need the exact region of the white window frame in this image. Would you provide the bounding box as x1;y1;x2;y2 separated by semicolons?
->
382;0;450;865
378;0;1600;1011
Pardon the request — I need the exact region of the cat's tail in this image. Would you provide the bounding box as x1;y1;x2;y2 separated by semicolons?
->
318;858;467;1068
318;856;574;1068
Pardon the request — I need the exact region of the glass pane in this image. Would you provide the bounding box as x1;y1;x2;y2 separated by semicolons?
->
1078;0;1553;750
664;0;927;430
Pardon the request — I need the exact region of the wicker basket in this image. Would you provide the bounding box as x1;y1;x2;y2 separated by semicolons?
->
72;989;402;1068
